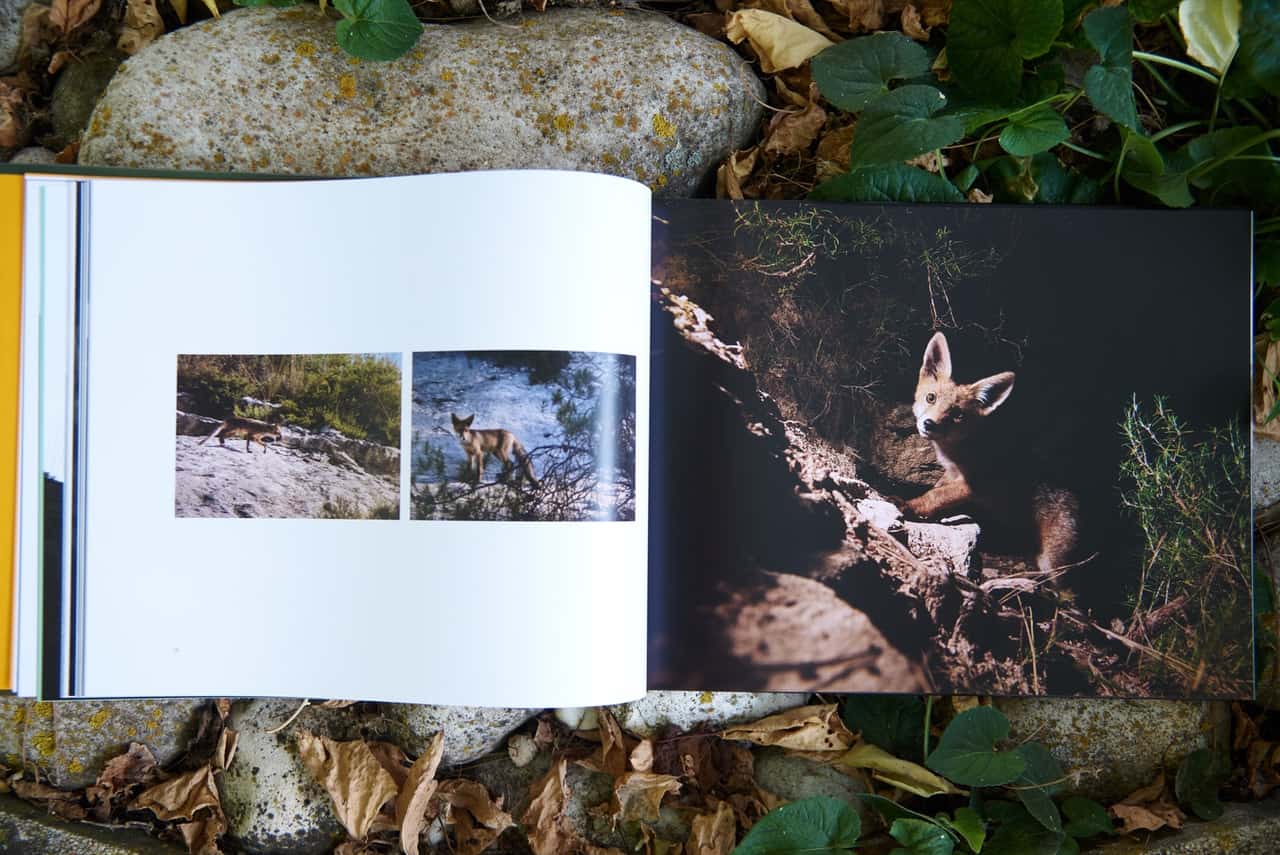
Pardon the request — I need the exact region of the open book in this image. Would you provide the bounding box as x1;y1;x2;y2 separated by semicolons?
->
0;169;1254;705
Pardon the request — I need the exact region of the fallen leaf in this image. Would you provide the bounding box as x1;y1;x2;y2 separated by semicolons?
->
902;4;931;39
688;800;737;855
726;9;835;73
829;0;887;31
368;741;411;789
438;779;515;854
18;4;51;64
297;731;399;841
630;739;654;773
97;742;160;794
117;0;164;56
763;83;828;155
578;709;629;777
688;11;727;39
318;700;359;709
748;0;842;40
0;83;28;149
720;704;855;752
717;146;760;199
212;728;238;773
1121;772;1168;806
214;699;231;721
132;766;220;822
533;717;557;749
918;0;951;26
14;779;88;821
1111;801;1184;834
1255;337;1280;440
521;757;572;855
840;742;967;797
967;187;993;203
47;50;72;75
49;0;102;36
178;810;227;855
653;733;755;796
396;732;445;855
613;771;682;823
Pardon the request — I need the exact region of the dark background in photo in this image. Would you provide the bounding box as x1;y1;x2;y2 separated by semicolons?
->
411;350;637;522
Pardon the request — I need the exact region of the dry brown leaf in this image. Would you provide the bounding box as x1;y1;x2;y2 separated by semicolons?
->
578;709;629;777
630;739;654;773
212;728;238;773
763;84;827;155
395;732;445;855
54;141;79;163
19;4;51;62
815;122;855;179
438;779;515;855
14;779;88;821
118;0;164;56
748;0;843;40
178;810;227;855
720;704;854;752
827;0;885;32
368;742;410;790
688;800;736;855
726;9;835;73
902;4;931;39
296;731;398;842
1120;772;1168;805
533;717;557;749
839;742;965;797
318;700;359;709
521;757;572;855
0;83;28;149
47;50;73;75
214;699;232;721
132;766;220;822
717;146;760;199
966;188;993;203
98;742;160;793
917;0;950;26
1111;801;1184;834
1255;337;1280;440
50;0;102;36
613;771;682;823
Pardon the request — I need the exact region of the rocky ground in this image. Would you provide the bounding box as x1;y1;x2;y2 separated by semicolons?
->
1;2;1276;854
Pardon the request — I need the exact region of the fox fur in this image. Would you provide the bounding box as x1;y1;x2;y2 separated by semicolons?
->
199;416;282;454
450;413;539;487
904;332;1080;576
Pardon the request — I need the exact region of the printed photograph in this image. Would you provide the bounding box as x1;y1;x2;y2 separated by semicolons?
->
649;201;1250;699
175;354;402;520
411;350;636;522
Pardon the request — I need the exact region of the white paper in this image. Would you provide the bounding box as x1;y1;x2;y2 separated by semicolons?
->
76;171;650;706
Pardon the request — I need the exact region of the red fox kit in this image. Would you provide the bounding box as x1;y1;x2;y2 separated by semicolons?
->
905;332;1080;575
450;413;540;487
198;416;282;453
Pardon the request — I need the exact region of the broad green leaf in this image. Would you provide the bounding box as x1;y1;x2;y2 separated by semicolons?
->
841;743;966;798
1062;0;1095;27
1130;0;1181;21
1061;797;1113;838
733;797;862;855
810;165;964;202
1010;743;1064;833
1179;0;1241;74
925;707;1025;787
985;154;1040;201
841;695;926;761
1083;7;1141;130
1233;0;1280;95
982;802;1067;855
1120;131;1194;206
948;0;1064;102
1175;748;1229;821
849;86;966;165
334;0;423;61
890;818;955;855
954;164;981;192
999;106;1070;155
939;807;986;852
861;793;955;830
1258;241;1280;287
1028;152;1100;203
812;33;933;112
1178;126;1280;205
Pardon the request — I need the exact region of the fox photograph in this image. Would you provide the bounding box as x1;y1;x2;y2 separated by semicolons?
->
412;350;636;522
175;353;402;520
648;201;1250;699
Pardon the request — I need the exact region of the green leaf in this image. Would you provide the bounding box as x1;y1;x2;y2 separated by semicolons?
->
948;0;1064;102
849;86;966;165
926;707;1025;787
1178;126;1280;206
1258;241;1280;288
861;793;954;830
1061;797;1113;838
1120;131;1194;206
1082;7;1141;130
733;797;862;855
1028;152;1099;203
1011;743;1064;833
333;0;423;61
1062;0;1096;27
1175;748;1229;821
812;33;933;112
232;0;304;6
1234;0;1280;95
939;807;986;852
890;818;955;855
982;802;1067;855
954;163;981;192
1130;0;1180;21
810;165;964;202
1179;0;1241;75
999;106;1070;155
841;696;926;761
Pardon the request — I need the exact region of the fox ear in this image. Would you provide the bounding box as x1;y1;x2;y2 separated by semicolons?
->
920;332;952;380
973;371;1015;415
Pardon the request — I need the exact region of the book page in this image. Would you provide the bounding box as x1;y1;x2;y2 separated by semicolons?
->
648;199;1251;700
70;171;649;706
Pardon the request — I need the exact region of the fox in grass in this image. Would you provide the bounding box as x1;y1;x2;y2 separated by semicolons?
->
450;413;540;487
198;416;283;454
903;332;1081;576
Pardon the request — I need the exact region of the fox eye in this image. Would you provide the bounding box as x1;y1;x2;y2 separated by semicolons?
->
926;392;937;404
952;410;965;422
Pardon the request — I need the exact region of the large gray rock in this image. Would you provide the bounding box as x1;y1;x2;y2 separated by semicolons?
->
7;145;56;164
370;704;536;766
996;698;1228;802
0;793;182;853
606;691;807;739
752;749;868;820
50;50;124;145
3;699;205;789
1254;436;1280;510
1086;797;1280;854
80;7;765;196
219;699;356;855
0;0;36;71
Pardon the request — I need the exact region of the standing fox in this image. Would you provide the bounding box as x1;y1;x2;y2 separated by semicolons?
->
450;413;540;487
199;416;283;454
904;332;1080;576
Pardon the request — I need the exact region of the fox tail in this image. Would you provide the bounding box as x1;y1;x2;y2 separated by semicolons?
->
198;422;225;446
512;440;540;488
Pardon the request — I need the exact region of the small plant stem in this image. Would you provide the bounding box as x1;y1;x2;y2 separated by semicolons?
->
1189;129;1280;182
1208;72;1227;133
1061;141;1108;161
1139;59;1196;109
1255;219;1280;236
1150;120;1204;143
1133;51;1221;85
1238;98;1274;130
923;696;934;759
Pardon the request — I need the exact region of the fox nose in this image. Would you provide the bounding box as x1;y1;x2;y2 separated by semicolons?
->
922;418;936;432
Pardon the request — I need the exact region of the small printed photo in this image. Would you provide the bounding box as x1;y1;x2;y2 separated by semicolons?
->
175;354;402;520
412;350;636;522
